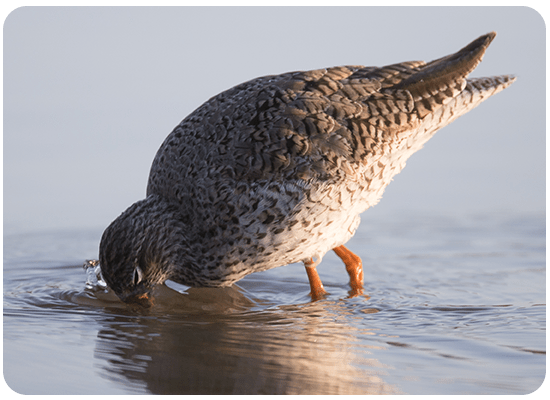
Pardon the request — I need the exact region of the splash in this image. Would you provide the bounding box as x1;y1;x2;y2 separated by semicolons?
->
83;259;107;290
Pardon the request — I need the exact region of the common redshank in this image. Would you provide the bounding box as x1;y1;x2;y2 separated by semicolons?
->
99;32;515;306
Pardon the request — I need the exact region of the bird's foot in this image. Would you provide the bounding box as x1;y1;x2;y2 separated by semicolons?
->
346;287;366;299
309;286;328;301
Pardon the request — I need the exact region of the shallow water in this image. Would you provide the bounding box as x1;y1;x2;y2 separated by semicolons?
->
3;212;545;394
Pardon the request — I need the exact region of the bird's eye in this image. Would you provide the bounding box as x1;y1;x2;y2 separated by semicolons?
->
133;266;144;286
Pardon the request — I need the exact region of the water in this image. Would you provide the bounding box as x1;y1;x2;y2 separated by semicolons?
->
3;212;545;394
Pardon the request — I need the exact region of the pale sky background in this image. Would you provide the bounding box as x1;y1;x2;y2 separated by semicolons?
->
3;6;546;234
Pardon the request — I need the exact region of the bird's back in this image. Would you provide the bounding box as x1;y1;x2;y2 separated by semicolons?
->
147;33;513;198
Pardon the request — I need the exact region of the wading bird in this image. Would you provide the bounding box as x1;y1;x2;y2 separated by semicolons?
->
99;32;515;306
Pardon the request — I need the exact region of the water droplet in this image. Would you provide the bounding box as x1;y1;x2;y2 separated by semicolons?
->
83;259;107;290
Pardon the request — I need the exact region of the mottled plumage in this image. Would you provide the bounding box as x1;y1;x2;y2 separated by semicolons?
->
99;32;515;305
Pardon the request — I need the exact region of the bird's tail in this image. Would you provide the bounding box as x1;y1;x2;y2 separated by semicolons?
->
388;32;516;146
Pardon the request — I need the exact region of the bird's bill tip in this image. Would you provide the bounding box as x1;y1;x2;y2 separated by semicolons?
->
121;291;154;308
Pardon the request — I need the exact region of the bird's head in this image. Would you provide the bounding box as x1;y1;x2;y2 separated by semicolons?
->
98;196;183;307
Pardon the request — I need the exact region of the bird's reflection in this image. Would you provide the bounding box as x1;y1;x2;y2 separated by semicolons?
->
92;284;398;394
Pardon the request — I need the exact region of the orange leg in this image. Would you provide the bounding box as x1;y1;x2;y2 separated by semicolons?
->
333;245;364;297
304;258;327;300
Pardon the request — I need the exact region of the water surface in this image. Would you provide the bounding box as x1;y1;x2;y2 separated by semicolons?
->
3;212;545;394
